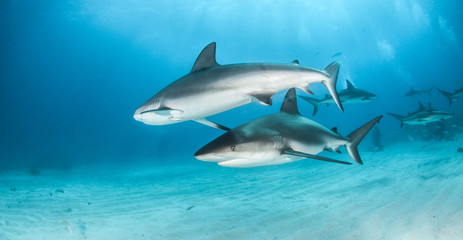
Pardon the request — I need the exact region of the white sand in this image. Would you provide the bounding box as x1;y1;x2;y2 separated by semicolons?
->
1;138;463;240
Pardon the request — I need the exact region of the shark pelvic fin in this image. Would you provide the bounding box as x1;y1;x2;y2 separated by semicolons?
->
280;88;300;115
283;149;352;165
251;93;273;106
194;118;230;131
345;79;355;90
191;42;220;73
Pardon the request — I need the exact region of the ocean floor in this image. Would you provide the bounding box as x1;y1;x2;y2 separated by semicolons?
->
1;138;463;240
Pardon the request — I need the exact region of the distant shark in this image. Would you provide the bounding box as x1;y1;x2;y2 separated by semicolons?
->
403;87;433;97
437;87;463;105
299;80;376;115
133;42;343;130
388;102;453;128
195;88;382;167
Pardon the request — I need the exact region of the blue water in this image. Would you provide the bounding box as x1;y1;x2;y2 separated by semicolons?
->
1;1;463;238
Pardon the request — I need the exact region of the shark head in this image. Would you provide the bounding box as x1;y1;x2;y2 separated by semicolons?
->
194;130;281;164
133;98;183;125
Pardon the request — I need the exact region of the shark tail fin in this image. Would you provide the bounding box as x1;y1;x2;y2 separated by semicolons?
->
387;112;405;128
437;89;453;105
345;116;383;164
323;62;343;112
299;96;322;116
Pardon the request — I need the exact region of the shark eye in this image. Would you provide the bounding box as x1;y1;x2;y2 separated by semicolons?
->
231;146;236;151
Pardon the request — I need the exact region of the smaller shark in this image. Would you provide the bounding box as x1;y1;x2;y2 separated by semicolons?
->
299;80;376;115
403;87;433;97
388;102;453;128
195;88;382;168
437;87;463;105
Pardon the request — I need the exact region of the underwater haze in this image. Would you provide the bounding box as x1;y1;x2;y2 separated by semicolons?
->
1;0;463;239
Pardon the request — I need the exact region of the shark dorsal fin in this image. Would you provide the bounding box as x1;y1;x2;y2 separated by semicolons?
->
418;101;424;110
291;60;300;65
280;88;300;115
191;42;220;73
346;80;355;90
426;103;433;112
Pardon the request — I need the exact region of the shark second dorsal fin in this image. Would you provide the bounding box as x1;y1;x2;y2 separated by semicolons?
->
346;79;355;90
291;60;300;65
280;88;300;115
191;42;220;73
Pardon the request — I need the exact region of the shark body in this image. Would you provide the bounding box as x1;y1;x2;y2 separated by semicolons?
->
195;89;382;167
133;42;343;130
299;80;376;115
388;102;453;127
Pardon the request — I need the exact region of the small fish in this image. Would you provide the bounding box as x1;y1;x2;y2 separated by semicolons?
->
331;52;343;58
63;218;72;234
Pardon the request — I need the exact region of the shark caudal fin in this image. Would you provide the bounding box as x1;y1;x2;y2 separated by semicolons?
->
299;96;322;116
345;116;383;164
387;112;405;128
437;89;453;105
323;62;343;112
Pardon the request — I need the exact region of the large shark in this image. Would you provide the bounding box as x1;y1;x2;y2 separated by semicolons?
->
299;79;376;115
195;89;382;167
437;87;463;105
403;87;433;97
133;42;343;130
388;102;453;128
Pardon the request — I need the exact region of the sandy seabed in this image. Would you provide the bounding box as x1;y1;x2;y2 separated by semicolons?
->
1;139;463;240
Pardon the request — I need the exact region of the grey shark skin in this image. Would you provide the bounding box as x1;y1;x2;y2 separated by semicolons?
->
388;102;453;128
133;42;343;130
195;89;382;168
403;87;433;97
299;80;376;115
437;87;463;105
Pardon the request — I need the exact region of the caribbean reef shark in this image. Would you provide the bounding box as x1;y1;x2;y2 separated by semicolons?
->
388;102;453;128
299;80;376;115
403;87;433;97
134;42;343;130
195;88;382;167
437;87;463;105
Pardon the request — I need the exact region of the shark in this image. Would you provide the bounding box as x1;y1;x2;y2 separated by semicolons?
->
133;42;343;130
437;87;463;105
194;88;382;167
388;102;453;128
403;87;433;97
299;80;376;115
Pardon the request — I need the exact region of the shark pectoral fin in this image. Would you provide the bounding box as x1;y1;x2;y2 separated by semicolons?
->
251;93;273;106
282;149;352;165
194;118;230;131
141;107;183;116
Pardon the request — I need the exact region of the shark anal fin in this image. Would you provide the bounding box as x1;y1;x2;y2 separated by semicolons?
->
283;149;352;165
191;42;221;73
194;118;230;131
331;127;339;135
251;93;273;106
